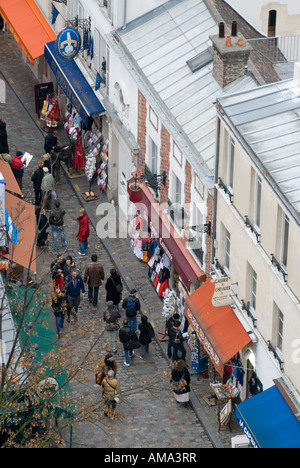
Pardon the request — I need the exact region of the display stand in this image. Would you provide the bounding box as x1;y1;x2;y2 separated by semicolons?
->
210;382;239;432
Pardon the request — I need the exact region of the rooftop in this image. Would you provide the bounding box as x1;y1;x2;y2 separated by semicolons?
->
117;0;258;176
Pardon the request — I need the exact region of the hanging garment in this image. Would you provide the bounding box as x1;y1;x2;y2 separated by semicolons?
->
74;129;86;169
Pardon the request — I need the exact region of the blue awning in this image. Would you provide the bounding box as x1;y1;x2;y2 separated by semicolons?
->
44;41;105;126
235;385;300;448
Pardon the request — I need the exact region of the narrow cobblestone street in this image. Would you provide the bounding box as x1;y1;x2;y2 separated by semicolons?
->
0;30;243;449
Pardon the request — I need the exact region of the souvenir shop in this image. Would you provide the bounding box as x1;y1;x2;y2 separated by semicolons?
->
64;105;109;194
128;178;206;335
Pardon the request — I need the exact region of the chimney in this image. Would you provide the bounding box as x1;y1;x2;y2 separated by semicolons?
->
209;22;253;89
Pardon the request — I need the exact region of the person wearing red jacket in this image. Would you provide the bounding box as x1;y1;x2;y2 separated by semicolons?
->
77;208;90;256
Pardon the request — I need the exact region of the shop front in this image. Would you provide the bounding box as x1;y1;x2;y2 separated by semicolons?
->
0;0;56;66
127;177;206;296
185;277;252;429
235;381;300;448
44;40;109;195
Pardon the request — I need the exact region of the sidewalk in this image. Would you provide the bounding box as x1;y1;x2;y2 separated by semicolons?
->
0;29;244;448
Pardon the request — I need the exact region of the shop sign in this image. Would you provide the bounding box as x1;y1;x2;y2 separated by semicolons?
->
211;276;233;307
56;27;81;60
37;377;59;399
186;307;222;374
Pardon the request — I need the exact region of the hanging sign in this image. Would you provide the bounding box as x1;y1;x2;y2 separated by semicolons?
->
56;27;81;60
211;276;234;307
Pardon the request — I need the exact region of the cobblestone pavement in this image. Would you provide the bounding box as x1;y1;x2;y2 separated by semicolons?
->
0;30;244;449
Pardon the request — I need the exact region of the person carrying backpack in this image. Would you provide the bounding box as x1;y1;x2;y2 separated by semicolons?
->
168;320;186;362
122;288;141;331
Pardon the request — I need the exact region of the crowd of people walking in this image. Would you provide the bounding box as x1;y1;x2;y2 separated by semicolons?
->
0;120;191;419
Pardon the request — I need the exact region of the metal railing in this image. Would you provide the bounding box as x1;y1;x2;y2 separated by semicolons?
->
248;35;300;64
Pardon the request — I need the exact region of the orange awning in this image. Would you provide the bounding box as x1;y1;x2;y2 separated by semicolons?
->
185;277;251;376
3;192;36;272
0;0;56;65
0;161;23;196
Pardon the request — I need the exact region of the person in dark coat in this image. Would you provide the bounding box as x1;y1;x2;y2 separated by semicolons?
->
171;359;191;406
0;116;9;154
166;312;180;359
122;289;141;331
119;319;136;366
84;254;105;306
138;315;154;360
168;320;186;362
105;268;123;308
31;161;44;205
103;301;121;353
65;269;85;322
36;207;49;247
44;129;58;154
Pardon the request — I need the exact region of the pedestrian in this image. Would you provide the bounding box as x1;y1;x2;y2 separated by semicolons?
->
166;312;180;359
43;153;51;172
63;255;75;280
65;269;85;322
31;161;44;205
51;288;67;338
83;254;105;307
41;167;56;210
119;319;139;367
96;353;118;386
103;301;121;353
49;199;67;251
11;151;26;191
44;129;58;154
168;320;187;362
138;315;155;361
122;289;141;331
77;208;89;256
105;268;123;309
101;370;121;419
0;115;9;154
170;359;191;407
36;207;49;247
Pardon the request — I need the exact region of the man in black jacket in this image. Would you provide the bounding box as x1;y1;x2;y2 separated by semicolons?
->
122;289;141;332
31;161;44;205
168;320;186;362
119;319;137;366
44;129;58;154
0;115;9;154
166;312;180;358
49;199;67;251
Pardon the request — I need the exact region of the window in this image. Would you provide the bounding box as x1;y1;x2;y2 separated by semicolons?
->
173;142;182;166
148;137;158;175
276;308;284;353
250;268;257;312
149;107;158;131
268;10;277;37
227;137;235;190
254;174;262;229
281;214;289;268
172;172;182;205
224;228;231;272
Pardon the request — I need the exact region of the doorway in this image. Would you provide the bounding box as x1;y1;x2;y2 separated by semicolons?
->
268;10;277;37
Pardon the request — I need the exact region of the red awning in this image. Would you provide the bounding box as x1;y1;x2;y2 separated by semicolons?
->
0;0;56;65
128;178;206;291
185;277;251;376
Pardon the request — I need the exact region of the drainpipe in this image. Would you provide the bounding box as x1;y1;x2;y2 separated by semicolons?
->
122;0;128;30
211;115;221;267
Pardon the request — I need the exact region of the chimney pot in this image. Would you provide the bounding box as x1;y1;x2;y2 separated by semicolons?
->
226;36;231;47
219;22;225;38
231;21;237;37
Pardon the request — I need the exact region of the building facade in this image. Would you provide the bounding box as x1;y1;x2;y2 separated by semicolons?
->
215;75;300;400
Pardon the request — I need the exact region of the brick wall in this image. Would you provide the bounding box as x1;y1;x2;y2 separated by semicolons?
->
137;90;147;175
212;48;250;88
159;124;170;204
